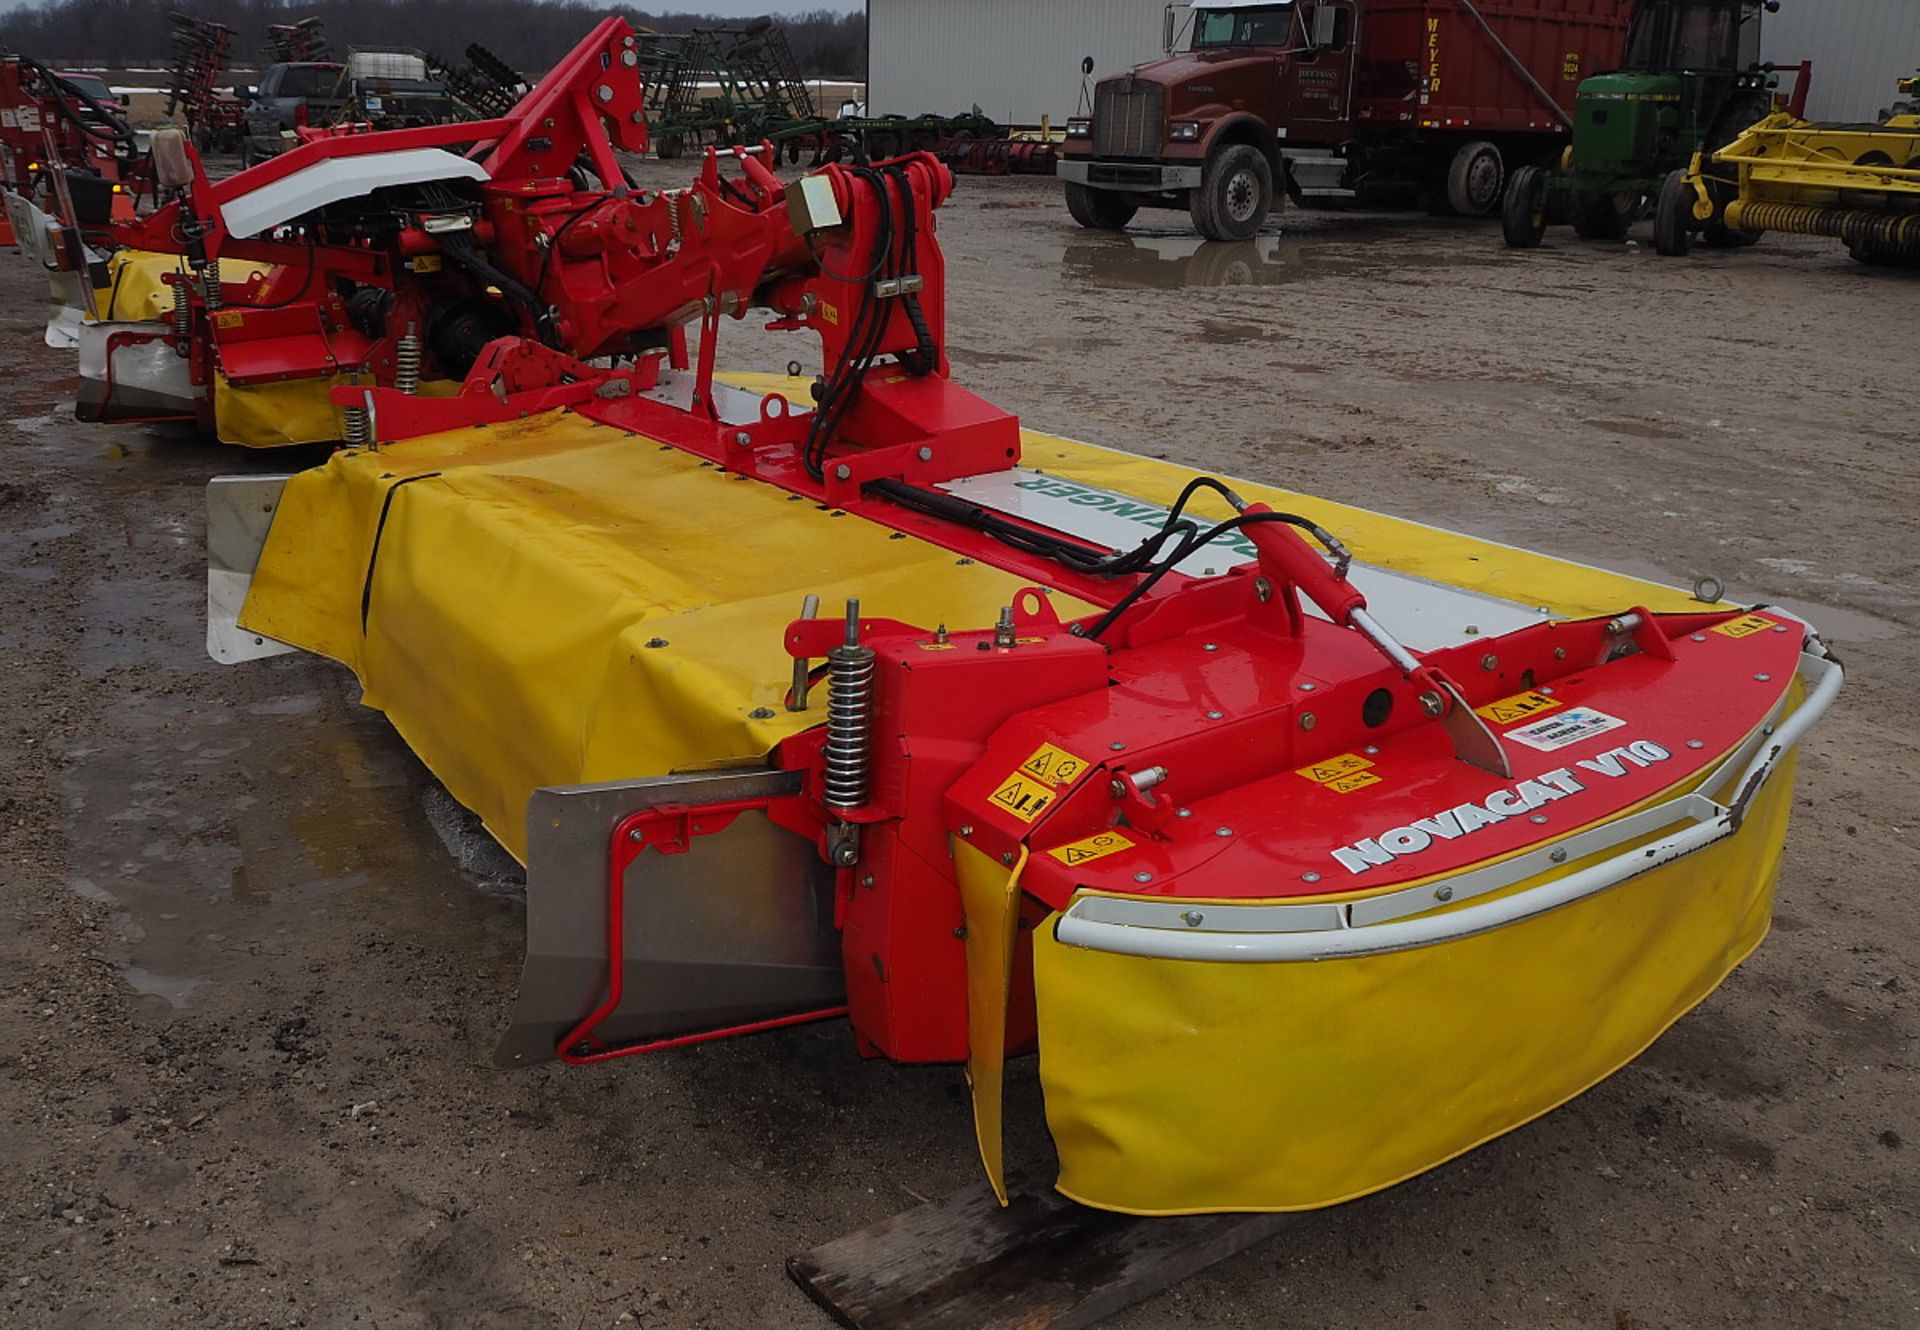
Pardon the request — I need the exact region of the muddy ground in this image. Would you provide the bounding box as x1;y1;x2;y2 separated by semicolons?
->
2;167;1915;1330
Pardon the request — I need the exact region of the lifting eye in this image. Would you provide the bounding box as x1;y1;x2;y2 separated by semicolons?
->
1362;687;1393;728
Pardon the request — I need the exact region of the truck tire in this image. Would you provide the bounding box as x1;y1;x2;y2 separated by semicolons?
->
1501;166;1548;248
1445;141;1504;217
1064;182;1138;231
1570;189;1637;241
1190;144;1274;242
1653;169;1692;257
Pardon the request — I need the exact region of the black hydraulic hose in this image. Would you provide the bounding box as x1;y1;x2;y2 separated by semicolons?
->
1080;509;1343;641
19;57;137;150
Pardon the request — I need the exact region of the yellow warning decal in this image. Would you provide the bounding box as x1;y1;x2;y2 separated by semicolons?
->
1047;829;1137;867
1327;770;1383;794
1296;752;1373;784
1476;690;1562;725
1018;743;1089;789
408;255;442;274
988;775;1056;824
918;642;957;651
1712;613;1775;639
214;310;244;329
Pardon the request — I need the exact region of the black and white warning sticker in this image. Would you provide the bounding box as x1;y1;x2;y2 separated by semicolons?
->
1504;706;1627;752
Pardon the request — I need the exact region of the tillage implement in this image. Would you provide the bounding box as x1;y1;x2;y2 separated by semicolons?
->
60;19;1840;1215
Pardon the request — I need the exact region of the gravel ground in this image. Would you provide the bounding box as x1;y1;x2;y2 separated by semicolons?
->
1;168;1915;1329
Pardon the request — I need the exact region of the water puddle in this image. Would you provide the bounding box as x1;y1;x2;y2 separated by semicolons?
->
1061;220;1505;291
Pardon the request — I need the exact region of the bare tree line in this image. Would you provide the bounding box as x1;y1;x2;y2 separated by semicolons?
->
0;1;868;77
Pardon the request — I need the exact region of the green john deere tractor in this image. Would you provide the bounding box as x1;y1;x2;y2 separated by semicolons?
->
1502;0;1779;247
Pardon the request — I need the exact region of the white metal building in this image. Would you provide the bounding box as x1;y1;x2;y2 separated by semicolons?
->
867;0;1178;126
867;0;1920;128
1759;2;1920;122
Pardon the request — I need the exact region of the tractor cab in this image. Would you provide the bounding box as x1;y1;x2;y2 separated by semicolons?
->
1574;0;1770;178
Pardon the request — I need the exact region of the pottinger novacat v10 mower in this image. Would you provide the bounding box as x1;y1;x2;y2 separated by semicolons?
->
73;19;1840;1215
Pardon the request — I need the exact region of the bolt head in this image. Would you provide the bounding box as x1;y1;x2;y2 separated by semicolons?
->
1480;653;1498;671
1549;847;1568;863
1755;673;1772;682
1254;577;1272;603
748;707;775;719
1302;872;1321;884
1298;682;1316;692
1299;712;1317;730
1530;813;1549;825
916;446;933;462
834;464;852;480
1553;646;1568;660
627;828;644;842
733;430;752;446
1687;739;1705;749
1214;827;1232;838
1109;741;1126;751
1419;692;1445;716
1109;779;1128;799
958;825;973;838
1175;807;1192;818
1434;885;1454;901
1134;872;1154;884
1202;642;1219;652
1180;910;1203;927
1206;710;1224;720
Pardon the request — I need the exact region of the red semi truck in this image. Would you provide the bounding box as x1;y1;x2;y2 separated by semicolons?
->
1061;0;1636;239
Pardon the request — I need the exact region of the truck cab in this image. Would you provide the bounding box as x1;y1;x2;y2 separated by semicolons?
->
1062;0;1352;240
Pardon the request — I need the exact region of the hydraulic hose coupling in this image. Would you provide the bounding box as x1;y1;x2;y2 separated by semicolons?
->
824;598;875;866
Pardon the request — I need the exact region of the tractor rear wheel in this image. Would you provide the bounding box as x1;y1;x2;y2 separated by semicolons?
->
1500;165;1548;248
1653;169;1693;256
1570;189;1637;241
1445;140;1504;216
1190;144;1274;241
1064;182;1139;230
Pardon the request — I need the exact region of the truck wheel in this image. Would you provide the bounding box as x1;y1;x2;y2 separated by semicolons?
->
1445;141;1504;217
656;132;683;161
1570;189;1636;241
1500;166;1548;248
1190;144;1274;242
1064;182;1138;231
1653;169;1693;257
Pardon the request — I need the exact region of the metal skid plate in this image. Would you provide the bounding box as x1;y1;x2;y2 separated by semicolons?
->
206;475;298;664
76;320;206;420
496;768;845;1067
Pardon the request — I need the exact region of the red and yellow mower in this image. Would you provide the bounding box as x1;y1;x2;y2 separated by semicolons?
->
79;20;1840;1215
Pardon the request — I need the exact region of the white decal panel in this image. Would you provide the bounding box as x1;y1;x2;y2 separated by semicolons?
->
937;469;1549;651
1505;706;1627;752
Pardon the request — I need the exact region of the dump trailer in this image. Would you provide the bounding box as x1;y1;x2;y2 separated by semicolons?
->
1062;0;1636;238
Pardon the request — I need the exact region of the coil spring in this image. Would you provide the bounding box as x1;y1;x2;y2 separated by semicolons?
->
394;325;422;395
199;266;222;312
342;404;371;448
1726;199;1920;252
823;638;876;810
170;281;191;356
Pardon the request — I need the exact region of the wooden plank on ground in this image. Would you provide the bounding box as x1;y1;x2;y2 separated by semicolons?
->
786;1170;1290;1330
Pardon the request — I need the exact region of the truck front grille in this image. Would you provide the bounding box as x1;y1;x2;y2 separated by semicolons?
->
1094;81;1163;158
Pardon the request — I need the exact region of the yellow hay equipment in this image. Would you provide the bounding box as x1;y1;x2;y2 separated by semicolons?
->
1655;78;1920;263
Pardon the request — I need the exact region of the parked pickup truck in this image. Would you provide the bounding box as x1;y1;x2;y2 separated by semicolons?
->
238;61;344;165
1061;0;1636;240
